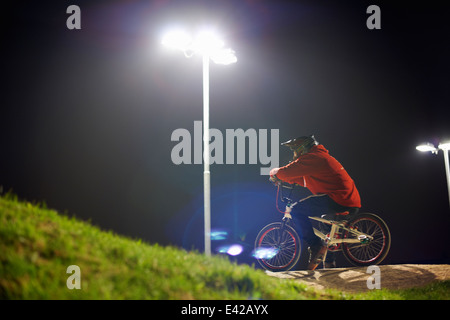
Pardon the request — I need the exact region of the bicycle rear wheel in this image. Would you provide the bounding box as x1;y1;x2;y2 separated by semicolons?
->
342;212;391;266
254;222;302;272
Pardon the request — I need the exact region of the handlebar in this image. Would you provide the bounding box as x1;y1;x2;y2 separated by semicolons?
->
270;179;295;202
275;183;297;214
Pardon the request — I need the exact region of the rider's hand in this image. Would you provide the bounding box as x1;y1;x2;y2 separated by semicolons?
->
269;176;281;186
269;167;281;186
270;167;279;176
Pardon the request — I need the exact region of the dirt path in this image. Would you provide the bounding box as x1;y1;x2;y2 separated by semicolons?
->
266;264;450;292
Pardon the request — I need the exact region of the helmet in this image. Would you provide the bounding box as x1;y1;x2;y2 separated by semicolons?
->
281;135;318;157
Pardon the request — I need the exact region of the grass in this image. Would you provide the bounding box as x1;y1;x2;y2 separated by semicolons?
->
352;281;450;300
0;192;448;300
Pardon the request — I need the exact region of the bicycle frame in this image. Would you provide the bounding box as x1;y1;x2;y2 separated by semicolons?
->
256;182;390;270
278;183;373;249
309;216;373;246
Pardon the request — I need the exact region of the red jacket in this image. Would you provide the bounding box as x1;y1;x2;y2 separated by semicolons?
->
276;145;361;208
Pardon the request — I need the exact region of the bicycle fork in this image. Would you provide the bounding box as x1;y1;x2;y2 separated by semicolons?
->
278;204;295;243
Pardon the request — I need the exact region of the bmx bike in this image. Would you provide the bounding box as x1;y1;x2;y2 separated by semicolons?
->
254;183;391;271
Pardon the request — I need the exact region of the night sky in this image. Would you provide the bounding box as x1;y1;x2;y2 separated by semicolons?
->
1;0;449;266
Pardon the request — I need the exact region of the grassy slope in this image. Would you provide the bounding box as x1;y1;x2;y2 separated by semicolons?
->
0;194;448;300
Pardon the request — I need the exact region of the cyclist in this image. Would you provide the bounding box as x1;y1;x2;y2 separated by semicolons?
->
269;135;361;270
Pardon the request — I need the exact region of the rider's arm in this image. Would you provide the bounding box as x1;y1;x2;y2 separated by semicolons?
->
276;154;323;184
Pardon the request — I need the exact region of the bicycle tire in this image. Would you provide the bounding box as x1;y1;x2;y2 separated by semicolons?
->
254;222;302;272
342;212;391;267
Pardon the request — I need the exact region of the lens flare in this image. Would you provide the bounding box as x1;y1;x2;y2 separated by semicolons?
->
252;247;279;260
210;230;228;241
217;244;243;256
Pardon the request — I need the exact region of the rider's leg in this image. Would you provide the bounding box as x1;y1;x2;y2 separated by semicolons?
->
323;204;359;268
293;195;359;268
327;199;360;222
291;196;330;245
291;196;334;269
321;202;360;267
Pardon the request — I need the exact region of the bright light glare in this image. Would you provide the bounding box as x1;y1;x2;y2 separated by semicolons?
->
438;142;450;151
416;143;437;153
162;28;236;64
161;30;192;51
192;30;224;54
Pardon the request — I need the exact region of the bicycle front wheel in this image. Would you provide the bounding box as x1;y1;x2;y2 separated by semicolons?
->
254;222;301;272
342;212;391;267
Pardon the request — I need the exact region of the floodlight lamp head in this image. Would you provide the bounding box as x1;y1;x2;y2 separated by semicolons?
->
162;28;237;64
161;30;192;52
192;30;224;54
416;142;438;154
211;48;237;65
438;141;450;151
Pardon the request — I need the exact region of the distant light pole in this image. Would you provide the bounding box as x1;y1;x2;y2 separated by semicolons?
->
162;29;237;256
416;141;450;208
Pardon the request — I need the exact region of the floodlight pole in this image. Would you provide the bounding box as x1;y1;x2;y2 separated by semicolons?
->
417;142;450;208
202;53;211;256
162;30;236;256
442;148;450;208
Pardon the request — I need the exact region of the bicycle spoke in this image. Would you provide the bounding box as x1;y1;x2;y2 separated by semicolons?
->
257;225;298;269
345;217;386;263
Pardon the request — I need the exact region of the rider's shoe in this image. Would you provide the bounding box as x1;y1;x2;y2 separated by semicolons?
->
324;261;336;268
307;242;327;270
